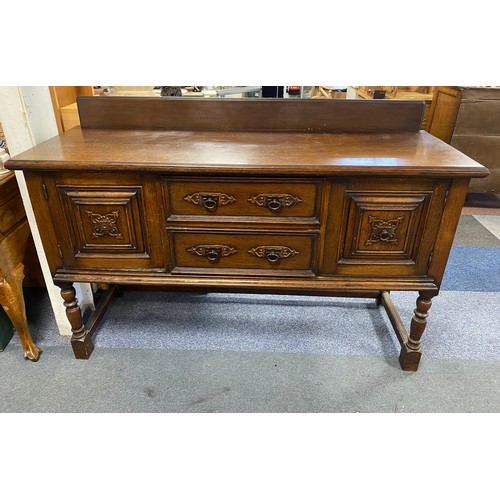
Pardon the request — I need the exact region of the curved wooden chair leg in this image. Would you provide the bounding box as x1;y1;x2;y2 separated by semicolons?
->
0;263;41;361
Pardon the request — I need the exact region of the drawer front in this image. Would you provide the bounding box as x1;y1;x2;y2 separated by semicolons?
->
165;177;323;221
0;194;26;234
171;230;317;275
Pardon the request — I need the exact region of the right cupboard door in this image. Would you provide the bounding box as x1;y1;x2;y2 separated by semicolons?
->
323;177;450;277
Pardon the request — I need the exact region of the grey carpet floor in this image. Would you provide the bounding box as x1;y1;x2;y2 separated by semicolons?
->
14;289;500;361
453;214;500;246
1;347;499;412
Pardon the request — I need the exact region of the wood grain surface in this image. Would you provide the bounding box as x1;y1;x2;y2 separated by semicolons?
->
76;96;425;132
7;127;488;177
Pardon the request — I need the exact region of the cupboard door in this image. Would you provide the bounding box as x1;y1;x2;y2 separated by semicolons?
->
324;178;449;277
52;173;165;271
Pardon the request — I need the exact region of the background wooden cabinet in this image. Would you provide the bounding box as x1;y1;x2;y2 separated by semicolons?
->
49;86;94;133
426;86;500;193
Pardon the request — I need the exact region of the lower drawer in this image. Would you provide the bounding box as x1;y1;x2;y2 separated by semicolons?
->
170;230;317;275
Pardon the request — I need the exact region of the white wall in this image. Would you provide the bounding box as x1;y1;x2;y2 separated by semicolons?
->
0;86;94;335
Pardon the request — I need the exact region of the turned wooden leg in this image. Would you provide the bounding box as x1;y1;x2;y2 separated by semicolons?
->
60;283;93;359
0;263;41;361
399;292;434;371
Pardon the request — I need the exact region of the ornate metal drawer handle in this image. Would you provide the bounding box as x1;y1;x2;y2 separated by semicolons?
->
183;192;237;212
248;245;300;263
264;249;280;263
202;195;219;211
247;193;303;212
187;244;238;262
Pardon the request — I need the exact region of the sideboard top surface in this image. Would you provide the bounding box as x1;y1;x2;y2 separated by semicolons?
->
8;126;488;177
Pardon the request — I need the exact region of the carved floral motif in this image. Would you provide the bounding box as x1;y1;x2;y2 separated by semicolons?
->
365;215;404;246
86;210;124;239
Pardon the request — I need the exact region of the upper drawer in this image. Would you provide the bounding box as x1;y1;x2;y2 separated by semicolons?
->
164;177;324;221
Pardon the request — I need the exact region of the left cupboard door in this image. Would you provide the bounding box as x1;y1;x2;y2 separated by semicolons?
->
24;172;167;274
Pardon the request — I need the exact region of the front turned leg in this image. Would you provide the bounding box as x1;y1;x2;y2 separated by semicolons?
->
0;263;41;361
399;292;434;371
59;283;93;359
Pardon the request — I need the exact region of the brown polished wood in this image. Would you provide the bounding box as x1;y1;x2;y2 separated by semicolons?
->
59;283;89;358
0;172;41;361
77;96;425;132
6;98;489;371
379;291;436;371
9;126;484;178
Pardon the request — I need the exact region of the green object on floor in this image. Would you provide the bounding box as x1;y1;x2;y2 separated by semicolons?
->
0;305;14;351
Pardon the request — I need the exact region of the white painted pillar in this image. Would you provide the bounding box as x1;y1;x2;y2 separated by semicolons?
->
0;86;94;335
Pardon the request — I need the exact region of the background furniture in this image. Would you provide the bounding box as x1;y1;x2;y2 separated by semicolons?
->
49;86;94;133
0;172;41;360
426;86;500;193
311;86;347;99
8;97;488;371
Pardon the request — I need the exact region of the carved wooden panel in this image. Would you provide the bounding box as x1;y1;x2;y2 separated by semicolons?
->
59;188;146;256
54;183;161;269
342;192;430;262
322;178;451;277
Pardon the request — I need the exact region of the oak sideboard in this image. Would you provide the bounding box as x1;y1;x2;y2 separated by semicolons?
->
6;97;489;370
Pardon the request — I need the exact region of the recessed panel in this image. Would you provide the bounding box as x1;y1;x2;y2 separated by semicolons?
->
343;193;429;262
54;184;160;270
327;185;444;278
60;189;145;256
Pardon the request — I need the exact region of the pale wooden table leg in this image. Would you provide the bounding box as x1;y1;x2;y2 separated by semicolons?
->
0;263;42;361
